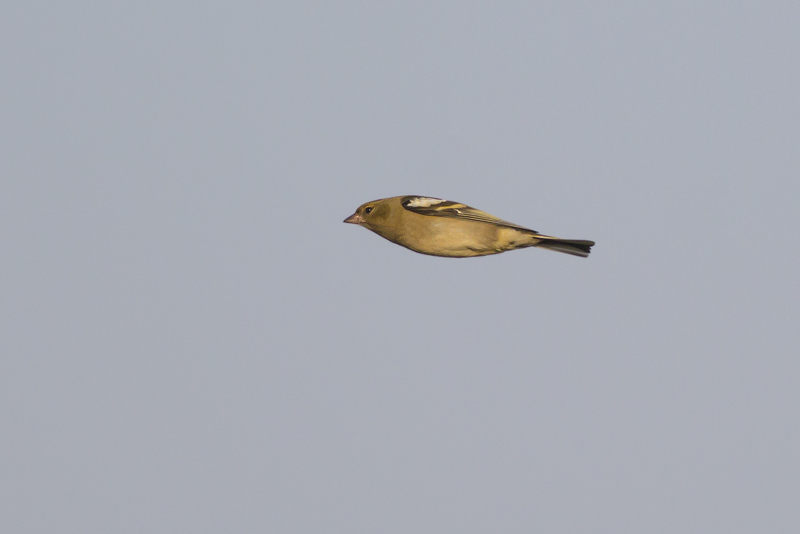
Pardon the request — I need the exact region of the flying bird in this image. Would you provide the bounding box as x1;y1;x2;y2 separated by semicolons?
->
344;196;594;258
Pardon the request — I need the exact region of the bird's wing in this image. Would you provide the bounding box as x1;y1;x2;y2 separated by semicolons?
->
400;196;537;233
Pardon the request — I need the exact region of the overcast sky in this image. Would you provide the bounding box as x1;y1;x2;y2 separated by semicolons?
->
2;2;799;532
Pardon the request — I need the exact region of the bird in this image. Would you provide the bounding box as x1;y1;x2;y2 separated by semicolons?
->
343;195;594;258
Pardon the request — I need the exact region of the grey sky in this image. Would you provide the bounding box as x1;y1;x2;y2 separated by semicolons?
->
2;2;799;532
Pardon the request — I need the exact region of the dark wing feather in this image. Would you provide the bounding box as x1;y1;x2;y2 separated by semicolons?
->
400;196;537;233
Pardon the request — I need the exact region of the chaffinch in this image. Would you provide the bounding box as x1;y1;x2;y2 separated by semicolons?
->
344;196;594;258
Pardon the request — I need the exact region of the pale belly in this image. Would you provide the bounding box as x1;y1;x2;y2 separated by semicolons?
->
397;220;536;257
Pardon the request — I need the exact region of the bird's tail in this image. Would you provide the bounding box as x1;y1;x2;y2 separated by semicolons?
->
533;235;595;258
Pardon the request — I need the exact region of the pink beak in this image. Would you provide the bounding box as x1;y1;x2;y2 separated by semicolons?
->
343;213;363;224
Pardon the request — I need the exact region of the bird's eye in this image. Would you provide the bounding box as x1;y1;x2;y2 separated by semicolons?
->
364;207;373;214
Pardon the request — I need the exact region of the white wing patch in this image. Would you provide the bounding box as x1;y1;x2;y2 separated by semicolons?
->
406;197;447;208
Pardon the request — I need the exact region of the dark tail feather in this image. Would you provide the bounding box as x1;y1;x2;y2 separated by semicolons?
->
535;236;595;258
